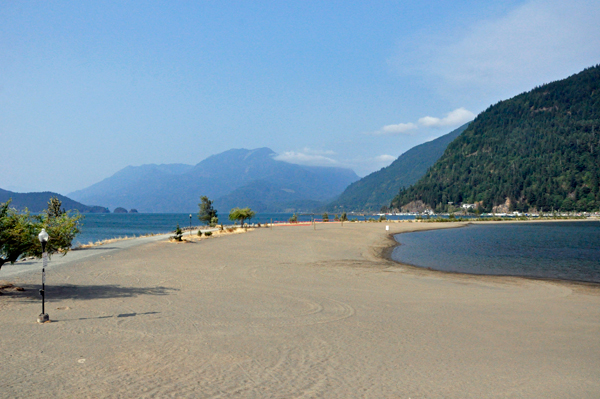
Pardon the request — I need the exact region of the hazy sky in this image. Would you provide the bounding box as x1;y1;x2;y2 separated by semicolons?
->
2;0;599;194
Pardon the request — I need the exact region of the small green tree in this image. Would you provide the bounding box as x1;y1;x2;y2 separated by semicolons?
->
0;201;37;269
228;207;256;228
0;199;82;270
340;212;348;222
289;213;298;223
46;197;65;219
322;212;329;222
171;224;183;241
198;196;218;226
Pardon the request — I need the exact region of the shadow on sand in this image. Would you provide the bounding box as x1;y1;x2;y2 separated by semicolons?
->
71;246;122;251
57;311;161;322
14;283;178;302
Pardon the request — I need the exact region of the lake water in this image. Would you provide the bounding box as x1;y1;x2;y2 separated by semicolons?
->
391;221;600;283
73;213;502;245
74;213;298;245
74;212;400;245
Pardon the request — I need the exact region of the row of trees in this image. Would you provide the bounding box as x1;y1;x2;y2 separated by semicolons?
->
200;196;359;227
320;212;348;222
198;196;256;227
288;212;348;222
0;198;82;270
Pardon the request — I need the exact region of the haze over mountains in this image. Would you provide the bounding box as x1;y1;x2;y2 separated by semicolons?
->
4;133;468;214
69;148;359;213
8;65;599;215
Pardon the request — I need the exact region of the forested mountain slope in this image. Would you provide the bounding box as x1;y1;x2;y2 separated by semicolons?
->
326;123;469;212
391;65;600;213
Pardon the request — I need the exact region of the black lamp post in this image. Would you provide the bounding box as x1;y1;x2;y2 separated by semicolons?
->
189;214;192;236
37;228;50;323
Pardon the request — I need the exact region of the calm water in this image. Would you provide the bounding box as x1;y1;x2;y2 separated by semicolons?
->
75;212;396;245
392;221;600;283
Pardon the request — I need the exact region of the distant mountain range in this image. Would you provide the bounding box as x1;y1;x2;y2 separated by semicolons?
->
392;65;600;213
0;188;109;213
18;62;595;217
69;148;360;213
326;123;470;212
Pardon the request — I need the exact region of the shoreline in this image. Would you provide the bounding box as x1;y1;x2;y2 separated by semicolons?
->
1;220;599;397
380;219;600;292
4;218;598;288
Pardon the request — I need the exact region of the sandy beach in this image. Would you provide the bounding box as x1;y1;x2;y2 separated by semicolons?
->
1;221;599;398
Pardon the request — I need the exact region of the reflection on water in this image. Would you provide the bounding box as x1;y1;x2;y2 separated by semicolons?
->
392;221;600;283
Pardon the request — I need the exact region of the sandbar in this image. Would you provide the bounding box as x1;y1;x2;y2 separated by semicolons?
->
1;221;599;398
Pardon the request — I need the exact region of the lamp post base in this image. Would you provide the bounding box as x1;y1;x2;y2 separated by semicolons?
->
37;313;49;323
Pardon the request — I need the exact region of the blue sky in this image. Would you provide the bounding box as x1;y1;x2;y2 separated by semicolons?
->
1;0;599;194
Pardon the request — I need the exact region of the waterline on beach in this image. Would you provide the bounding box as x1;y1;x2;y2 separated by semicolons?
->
74;212;412;245
391;221;600;284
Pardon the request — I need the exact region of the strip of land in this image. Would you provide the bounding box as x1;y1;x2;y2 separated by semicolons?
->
1;222;599;398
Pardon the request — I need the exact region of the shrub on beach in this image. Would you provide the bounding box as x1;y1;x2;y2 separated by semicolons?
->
1;198;82;270
204;231;212;237
228;207;256;228
198;196;218;226
171;224;183;241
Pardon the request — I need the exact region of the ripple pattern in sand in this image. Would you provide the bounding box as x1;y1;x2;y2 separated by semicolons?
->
189;291;355;329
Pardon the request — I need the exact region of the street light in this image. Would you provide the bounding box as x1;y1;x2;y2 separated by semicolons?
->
189;214;192;236
37;228;50;323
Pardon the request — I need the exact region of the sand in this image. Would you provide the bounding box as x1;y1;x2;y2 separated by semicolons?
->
1;221;599;398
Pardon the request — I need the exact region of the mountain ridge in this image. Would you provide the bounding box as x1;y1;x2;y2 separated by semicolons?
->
0;188;109;213
69;148;359;213
392;65;600;213
326;123;470;212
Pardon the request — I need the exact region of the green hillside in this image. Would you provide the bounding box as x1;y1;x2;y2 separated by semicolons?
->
327;123;470;212
391;65;600;213
0;188;109;213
